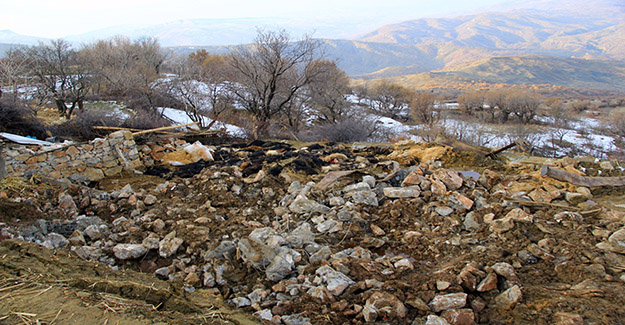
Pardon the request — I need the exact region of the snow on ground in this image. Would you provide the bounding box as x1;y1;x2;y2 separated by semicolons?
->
158;107;246;137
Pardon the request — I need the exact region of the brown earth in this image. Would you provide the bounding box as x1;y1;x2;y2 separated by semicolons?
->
1;139;625;324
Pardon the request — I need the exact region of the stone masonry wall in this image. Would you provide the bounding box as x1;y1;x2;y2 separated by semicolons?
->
2;130;144;183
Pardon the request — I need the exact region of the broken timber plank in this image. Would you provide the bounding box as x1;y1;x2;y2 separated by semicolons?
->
131;122;199;136
541;165;625;187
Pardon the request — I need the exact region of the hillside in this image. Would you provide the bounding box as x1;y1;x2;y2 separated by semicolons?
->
369;55;625;93
359;10;625;62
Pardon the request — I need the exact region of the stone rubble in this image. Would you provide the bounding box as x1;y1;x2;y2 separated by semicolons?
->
1;139;625;323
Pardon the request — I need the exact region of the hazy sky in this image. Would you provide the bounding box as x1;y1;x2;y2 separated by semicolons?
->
0;0;510;38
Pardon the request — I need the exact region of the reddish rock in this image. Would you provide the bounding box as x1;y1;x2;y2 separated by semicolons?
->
442;308;475;325
429;293;468;312
477;272;498;292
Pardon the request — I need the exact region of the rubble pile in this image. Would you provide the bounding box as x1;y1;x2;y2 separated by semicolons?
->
1;139;625;324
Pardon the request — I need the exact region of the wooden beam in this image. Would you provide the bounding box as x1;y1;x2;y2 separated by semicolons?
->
541;165;625;187
131;122;199;136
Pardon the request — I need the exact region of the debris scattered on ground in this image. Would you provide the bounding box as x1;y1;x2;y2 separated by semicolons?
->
1;139;625;324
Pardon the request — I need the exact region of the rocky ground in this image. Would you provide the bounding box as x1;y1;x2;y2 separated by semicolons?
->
1;138;625;324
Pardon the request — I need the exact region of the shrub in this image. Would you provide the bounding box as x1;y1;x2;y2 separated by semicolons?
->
52;109;123;141
302;116;381;143
121;108;170;130
0;99;48;139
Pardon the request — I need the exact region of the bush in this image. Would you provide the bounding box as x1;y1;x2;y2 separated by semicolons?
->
52;109;123;141
0;99;48;139
121;108;170;130
302;116;381;143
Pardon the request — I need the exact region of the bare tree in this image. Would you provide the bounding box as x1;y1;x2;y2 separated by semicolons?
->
366;80;412;120
410;92;438;126
169;51;232;129
485;88;510;123
227;29;320;139
505;89;542;124
458;90;486;120
0;48;27;103
22;40;90;119
81;36;168;108
306;59;351;124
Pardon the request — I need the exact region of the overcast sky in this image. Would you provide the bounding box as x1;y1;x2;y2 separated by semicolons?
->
0;0;511;38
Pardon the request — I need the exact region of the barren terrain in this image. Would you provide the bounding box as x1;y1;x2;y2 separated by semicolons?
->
1;137;625;324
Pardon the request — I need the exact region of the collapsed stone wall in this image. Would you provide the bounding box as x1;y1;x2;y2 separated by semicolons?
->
2;130;144;183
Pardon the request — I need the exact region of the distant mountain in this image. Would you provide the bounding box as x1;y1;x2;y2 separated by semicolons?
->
0;30;48;46
64;17;379;47
379;55;625;92
359;9;625;61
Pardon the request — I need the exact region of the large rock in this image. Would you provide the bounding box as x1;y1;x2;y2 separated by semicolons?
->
364;292;407;320
266;248;299;281
494;285;522;309
434;170;463;190
159;231;184;258
315;266;355;296
113;243;148;260
441;308;475;325
289;195;330;214
349;190;379;206
42;232;69;250
383;187;421;198
428;293;467;312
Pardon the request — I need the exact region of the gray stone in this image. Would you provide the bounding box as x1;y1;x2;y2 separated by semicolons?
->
67;230;86;246
383;187;421;198
564;192;587;205
249;227;278;243
266;249;298;281
42;232;69;250
205;240;237;259
159;231;184;258
428;293;467;312
238;238;274;269
424;315;451;325
316;219;341;233
231;297;251;308
114;184;135;199
288;181;304;194
155;266;173;278
315;265;355;296
343;182;371;193
489;218;515;233
254;309;273;322
363;175;376;188
282;313;311;325
84;224;107;241
328;196;345;206
141;233;160;250
71;246;102;260
144;194;158;205
608;228;625;248
286;223;315;248
349;190;379;206
113;243;148;260
435;206;454;216
289;195;330;214
58;194;77;216
490;262;520;285
463;212;480;231
203;271;216;287
310;246;332;264
362;304;378;322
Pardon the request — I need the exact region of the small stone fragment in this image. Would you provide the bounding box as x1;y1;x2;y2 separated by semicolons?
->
428;293;468;312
